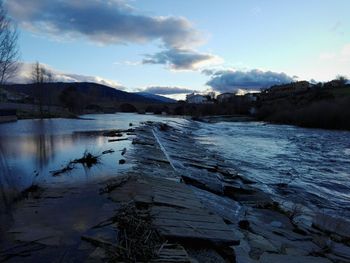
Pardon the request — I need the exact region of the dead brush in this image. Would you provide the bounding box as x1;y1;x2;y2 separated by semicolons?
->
106;202;163;262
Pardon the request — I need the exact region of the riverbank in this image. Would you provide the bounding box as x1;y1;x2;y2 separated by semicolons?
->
1;121;349;262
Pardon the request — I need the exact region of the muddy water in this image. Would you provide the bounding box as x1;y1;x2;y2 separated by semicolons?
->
195;121;350;219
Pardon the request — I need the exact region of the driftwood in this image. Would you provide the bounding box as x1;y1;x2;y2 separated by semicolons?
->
108;138;128;142
103;129;135;137
50;149;115;176
102;149;115;155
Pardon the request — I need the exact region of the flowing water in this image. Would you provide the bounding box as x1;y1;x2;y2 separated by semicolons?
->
1;114;350;220
195;121;350;218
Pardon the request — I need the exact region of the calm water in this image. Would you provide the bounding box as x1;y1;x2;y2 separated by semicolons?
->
195;121;350;217
0;113;184;194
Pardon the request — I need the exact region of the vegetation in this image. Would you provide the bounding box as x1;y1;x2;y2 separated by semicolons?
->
31;62;55;117
59;85;81;113
0;2;19;85
105;203;163;262
256;79;350;130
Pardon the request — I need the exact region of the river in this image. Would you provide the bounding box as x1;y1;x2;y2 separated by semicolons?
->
1;114;349;220
0;114;183;195
195;121;350;218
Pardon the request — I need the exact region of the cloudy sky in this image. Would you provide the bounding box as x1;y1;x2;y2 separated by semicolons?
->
5;0;350;99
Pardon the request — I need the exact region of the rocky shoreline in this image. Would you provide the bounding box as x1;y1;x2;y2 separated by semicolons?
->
1;121;350;262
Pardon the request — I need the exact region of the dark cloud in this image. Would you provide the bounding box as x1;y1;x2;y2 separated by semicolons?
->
201;69;215;76
143;48;221;70
141;86;196;95
206;69;294;92
6;0;201;48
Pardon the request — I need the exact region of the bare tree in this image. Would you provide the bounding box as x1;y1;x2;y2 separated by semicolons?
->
32;62;54;117
0;2;19;85
336;75;348;86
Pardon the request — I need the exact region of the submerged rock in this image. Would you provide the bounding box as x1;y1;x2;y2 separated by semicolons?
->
247;232;280;258
259;253;332;263
329;241;350;261
312;213;350;239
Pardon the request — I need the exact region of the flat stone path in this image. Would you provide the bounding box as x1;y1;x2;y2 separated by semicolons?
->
110;175;239;245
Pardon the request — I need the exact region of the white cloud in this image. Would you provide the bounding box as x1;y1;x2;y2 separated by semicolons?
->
6;0;202;49
142;48;223;71
205;69;294;93
140;86;196;95
8;62;125;89
7;0;221;72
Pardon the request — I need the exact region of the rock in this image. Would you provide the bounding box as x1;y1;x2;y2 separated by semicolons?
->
232;191;273;206
259;253;332;263
187;248;226;263
239;220;250;230
232;239;258;263
89;247;107;260
312;213;350;239
119;159;126;164
270;221;283;228
8;225;62;246
247;233;279;255
292;214;314;232
181;170;223;195
234;247;258;263
325;253;350;263
191;186;243;224
82;225;117;247
223;182;255;196
313;235;332;249
285;247;311;256
330;242;350;260
246;209;295;233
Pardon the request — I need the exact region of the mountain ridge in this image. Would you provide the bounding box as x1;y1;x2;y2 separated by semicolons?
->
2;82;174;104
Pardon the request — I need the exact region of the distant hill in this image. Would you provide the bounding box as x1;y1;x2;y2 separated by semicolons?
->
135;92;176;103
2;82;168;104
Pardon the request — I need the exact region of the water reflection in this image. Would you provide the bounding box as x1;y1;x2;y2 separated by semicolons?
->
0;114;185;195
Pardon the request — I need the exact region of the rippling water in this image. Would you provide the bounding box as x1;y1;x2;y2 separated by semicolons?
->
195;121;350;218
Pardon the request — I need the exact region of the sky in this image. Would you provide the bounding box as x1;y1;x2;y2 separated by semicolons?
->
4;0;350;99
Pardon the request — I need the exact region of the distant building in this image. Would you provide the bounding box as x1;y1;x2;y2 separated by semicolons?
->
243;93;258;102
217;92;259;103
217;93;235;103
186;93;207;104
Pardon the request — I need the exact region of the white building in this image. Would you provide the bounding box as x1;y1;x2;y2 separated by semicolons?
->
186;93;207;104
